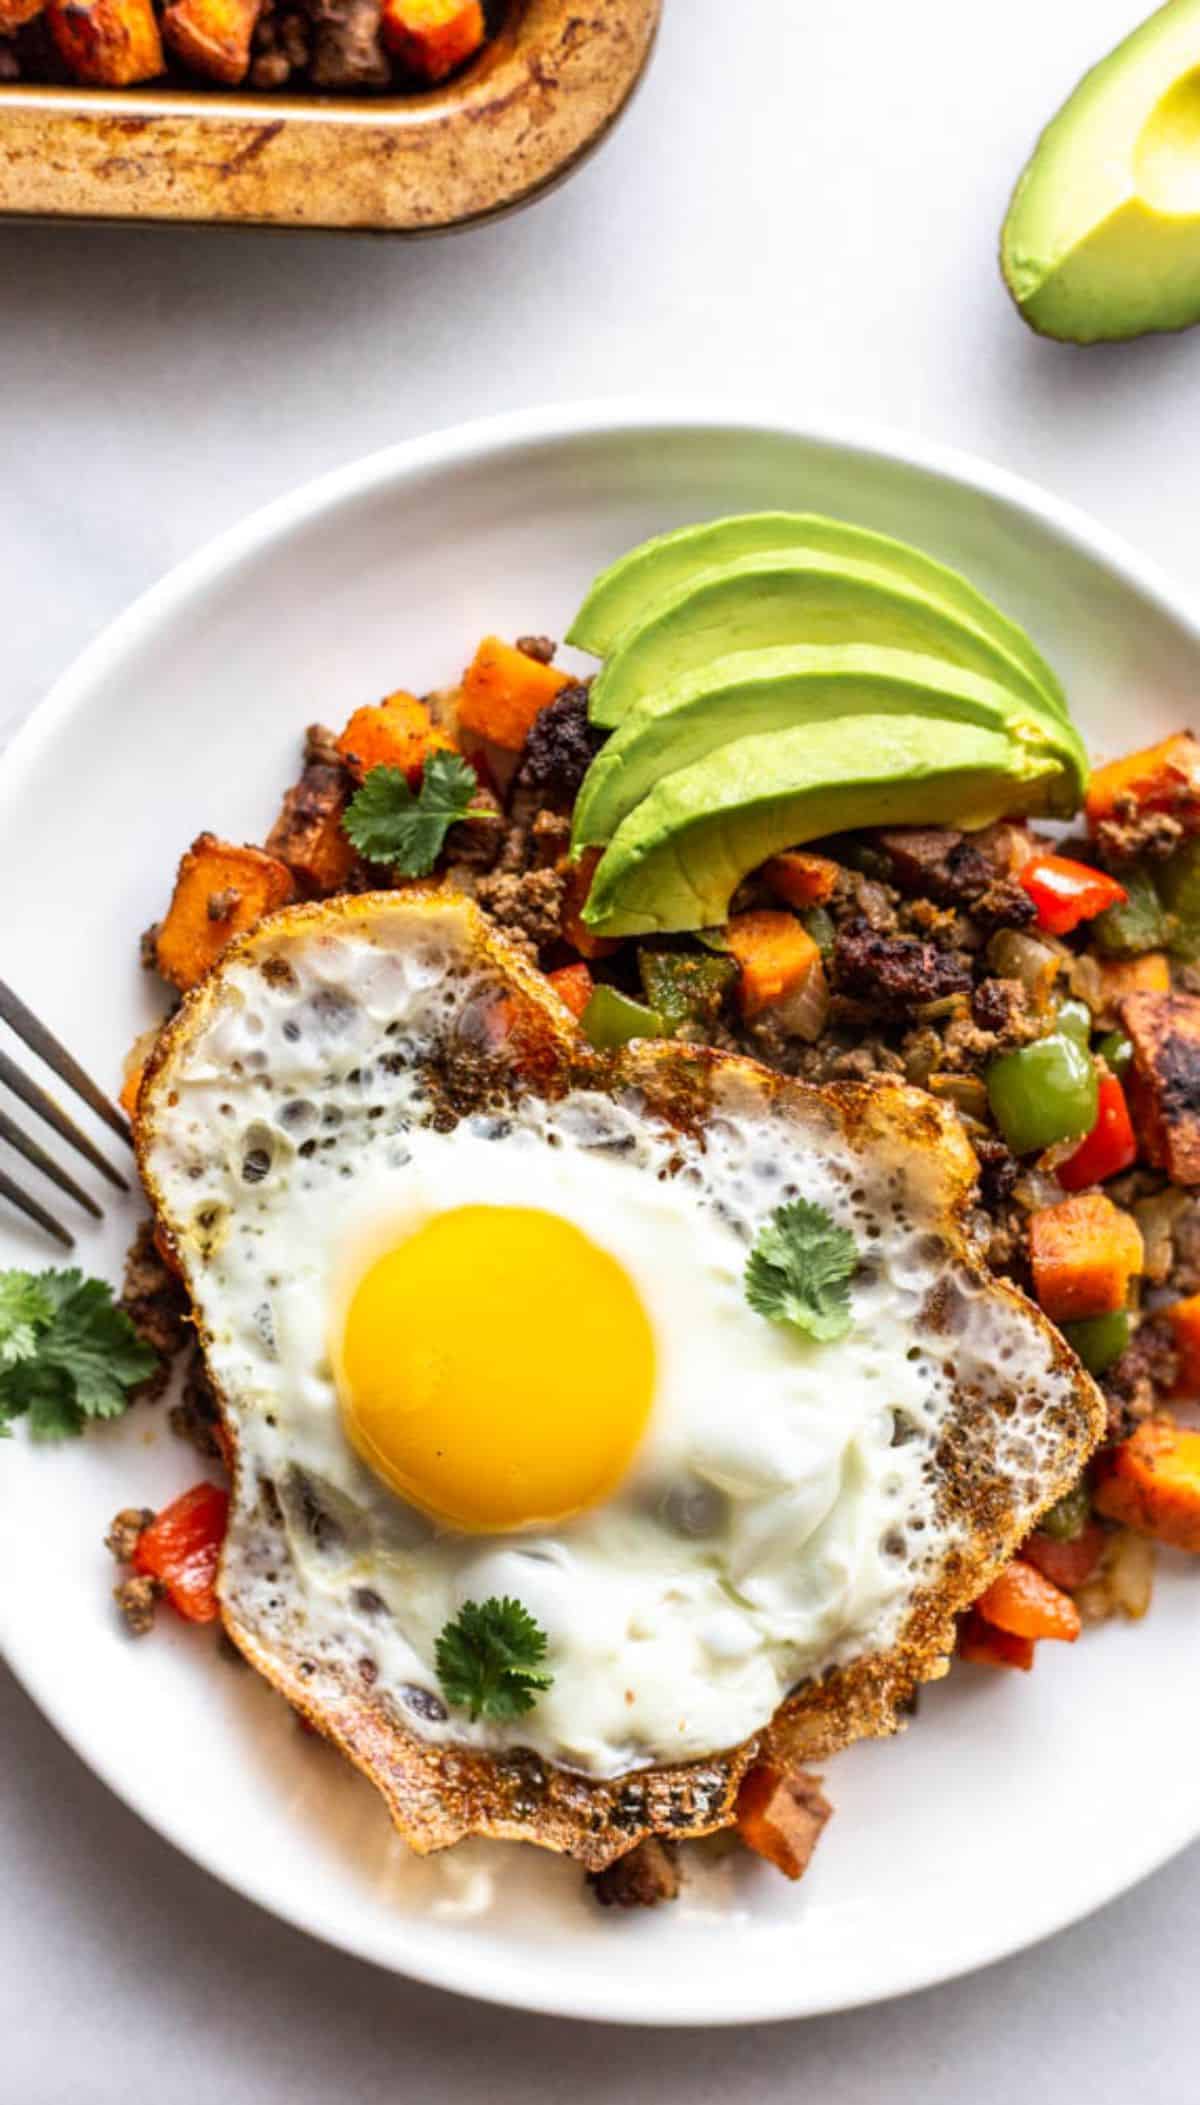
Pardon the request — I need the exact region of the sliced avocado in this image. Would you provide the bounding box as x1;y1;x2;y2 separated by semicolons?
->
587;550;1059;731
583;716;1065;938
569;511;1066;717
1002;0;1200;342
572;644;1085;846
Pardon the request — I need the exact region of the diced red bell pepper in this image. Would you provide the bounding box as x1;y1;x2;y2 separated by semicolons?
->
1019;852;1127;937
133;1481;229;1623
545;962;594;1020
958;1608;1035;1671
1056;1072;1137;1191
1021;1521;1106;1592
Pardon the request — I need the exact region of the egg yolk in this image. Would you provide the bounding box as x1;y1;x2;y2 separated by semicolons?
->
338;1205;656;1532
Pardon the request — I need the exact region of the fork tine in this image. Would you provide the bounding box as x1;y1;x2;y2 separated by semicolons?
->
0;980;132;1149
0;1049;128;1193
0;1165;75;1250
0;1104;103;1219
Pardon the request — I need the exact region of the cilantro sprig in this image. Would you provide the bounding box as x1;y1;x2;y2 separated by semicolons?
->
744;1199;858;1344
435;1595;553;1723
0;1268;157;1440
343;752;489;878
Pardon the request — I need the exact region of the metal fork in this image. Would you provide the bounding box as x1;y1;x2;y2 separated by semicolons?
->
0;980;132;1251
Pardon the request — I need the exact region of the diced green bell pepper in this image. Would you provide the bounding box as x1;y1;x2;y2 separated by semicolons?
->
800;905;836;959
580;984;664;1049
1037;1479;1093;1541
1091;864;1172;957
1159;838;1200;962
636;948;736;1035
1054;997;1093;1047
1061;1307;1130;1376
1096;1028;1133;1078
986;1031;1098;1155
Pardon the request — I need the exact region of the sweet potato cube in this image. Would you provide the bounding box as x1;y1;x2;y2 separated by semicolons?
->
762;850;839;909
1165;1291;1200;1398
1029;1191;1144;1323
265;759;359;897
161;0;258;82
725;910;821;1020
0;0;45;32
1121;990;1200;1185
381;0;484;80
735;1762;831;1881
975;1557;1081;1643
47;0;163;82
1086;732;1200;829
458;637;570;754
336;691;453;788
1096;953;1171;1024
155;835;296;992
561;848;620;962
1093;1419;1200;1552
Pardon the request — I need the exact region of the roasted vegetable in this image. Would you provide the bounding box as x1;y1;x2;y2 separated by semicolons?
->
1091;864;1173;958
975;1557;1082;1642
47;0;163;80
725;911;822;1023
580;985;663;1050
1096;1028;1133;1077
1164;1291;1200;1397
459;637;570;753
1158;838;1200;961
561;848;620;962
0;0;45;29
637;948;737;1035
1085;732;1200;830
380;0;484;79
734;1762;831;1880
1028;1191;1143;1322
1061;1307;1130;1375
337;691;453;787
266;760;359;897
1019;852;1126;937
762;850;840;909
132;1481;229;1623
957;1608;1034;1671
155;835;296;993
1021;1521;1105;1593
986;1030;1097;1156
161;0;257;78
1121;990;1200;1185
545;962;593;1020
1093;1419;1200;1551
1056;1072;1137;1191
1096;952;1171;1021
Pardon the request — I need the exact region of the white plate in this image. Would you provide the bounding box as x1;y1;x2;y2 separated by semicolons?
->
3;402;1200;2028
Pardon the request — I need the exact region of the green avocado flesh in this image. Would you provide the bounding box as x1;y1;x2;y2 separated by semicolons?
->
572;644;1085;846
1002;0;1200;341
569;510;1066;715
583;716;1065;938
587;550;1060;731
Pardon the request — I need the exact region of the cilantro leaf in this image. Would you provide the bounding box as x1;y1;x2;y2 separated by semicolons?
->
343;753;485;877
0;1271;55;1369
435;1595;553;1722
744;1199;858;1343
0;1266;157;1441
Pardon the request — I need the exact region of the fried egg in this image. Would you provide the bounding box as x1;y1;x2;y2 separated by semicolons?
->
137;892;1103;1866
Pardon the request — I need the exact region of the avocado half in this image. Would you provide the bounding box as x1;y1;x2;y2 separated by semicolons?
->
572;643;1086;848
1002;0;1200;342
587;549;1062;731
583;715;1068;938
569;510;1067;714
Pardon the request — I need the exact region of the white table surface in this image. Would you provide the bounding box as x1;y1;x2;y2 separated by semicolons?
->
4;0;1200;2092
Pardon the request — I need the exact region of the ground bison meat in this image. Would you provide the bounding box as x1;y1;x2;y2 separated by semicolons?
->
308;0;388;84
518;686;603;806
1100;1316;1180;1444
474;867;566;958
114;1573;161;1637
1094;802;1184;869
833;918;972;1012
105;1506;155;1563
968;876;1038;934
974;1135;1019;1211
588;1836;681;1909
515;634;557;665
120;1221;191;1392
971;977;1038;1046
877;827;991;906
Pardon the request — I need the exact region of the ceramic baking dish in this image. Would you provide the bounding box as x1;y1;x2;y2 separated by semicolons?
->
0;0;659;230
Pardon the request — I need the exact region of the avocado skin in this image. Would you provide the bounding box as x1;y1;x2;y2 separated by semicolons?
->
583;715;1065;939
572;644;1085;848
587;550;1062;731
569;511;1067;716
1001;0;1200;343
